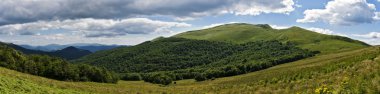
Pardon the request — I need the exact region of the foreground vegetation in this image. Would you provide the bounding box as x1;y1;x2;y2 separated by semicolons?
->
0;43;118;83
1;46;379;93
75;37;317;84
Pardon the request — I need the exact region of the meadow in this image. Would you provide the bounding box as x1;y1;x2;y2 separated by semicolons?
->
1;46;379;94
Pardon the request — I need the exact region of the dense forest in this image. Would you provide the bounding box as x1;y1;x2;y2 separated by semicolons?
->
0;43;118;83
75;37;318;85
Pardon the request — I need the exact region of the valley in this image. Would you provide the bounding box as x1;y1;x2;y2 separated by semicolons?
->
2;0;380;93
1;46;379;93
0;24;378;93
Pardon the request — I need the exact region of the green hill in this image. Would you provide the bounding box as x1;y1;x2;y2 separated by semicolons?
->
0;42;118;84
174;23;369;53
74;38;317;84
74;23;369;85
2;46;379;94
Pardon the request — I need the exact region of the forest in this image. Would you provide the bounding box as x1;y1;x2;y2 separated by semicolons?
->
76;38;318;85
0;43;119;83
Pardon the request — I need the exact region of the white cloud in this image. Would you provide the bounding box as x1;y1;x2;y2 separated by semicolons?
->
0;0;296;25
228;0;295;15
174;17;196;21
353;32;380;38
269;25;290;29
305;27;347;36
39;34;65;40
374;12;380;20
297;0;380;25
356;38;380;45
202;22;239;29
0;18;191;37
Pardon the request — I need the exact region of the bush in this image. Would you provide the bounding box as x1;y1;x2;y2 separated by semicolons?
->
143;73;173;85
122;73;142;81
195;73;207;81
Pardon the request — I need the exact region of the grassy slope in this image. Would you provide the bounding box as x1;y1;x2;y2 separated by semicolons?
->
0;67;86;94
174;23;369;53
2;46;380;94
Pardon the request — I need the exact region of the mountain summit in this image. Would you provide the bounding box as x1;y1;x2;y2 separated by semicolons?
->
174;23;369;53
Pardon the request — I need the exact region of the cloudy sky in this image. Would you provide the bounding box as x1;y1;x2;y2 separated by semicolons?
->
1;0;380;46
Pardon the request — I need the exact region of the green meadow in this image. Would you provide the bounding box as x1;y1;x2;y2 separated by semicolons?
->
1;46;379;94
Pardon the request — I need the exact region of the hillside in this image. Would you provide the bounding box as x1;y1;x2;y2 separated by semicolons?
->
8;44;91;60
2;46;379;94
74;37;317;84
51;46;92;60
74;23;370;85
0;42;118;84
174;23;369;53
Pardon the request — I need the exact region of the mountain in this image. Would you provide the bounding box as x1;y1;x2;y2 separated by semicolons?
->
76;45;123;52
174;23;369;53
0;42;118;84
2;45;380;93
8;44;91;60
51;46;92;60
20;43;123;52
74;23;370;85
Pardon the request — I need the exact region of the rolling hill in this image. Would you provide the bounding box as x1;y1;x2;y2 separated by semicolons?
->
74;23;370;85
1;23;376;93
74;37;317;84
51;46;92;60
0;42;118;84
2;46;379;94
174;23;369;53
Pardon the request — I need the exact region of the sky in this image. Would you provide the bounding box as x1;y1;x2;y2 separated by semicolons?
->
1;0;380;46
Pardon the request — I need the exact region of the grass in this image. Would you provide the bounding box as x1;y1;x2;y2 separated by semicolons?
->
0;67;86;94
1;46;380;93
174;23;369;54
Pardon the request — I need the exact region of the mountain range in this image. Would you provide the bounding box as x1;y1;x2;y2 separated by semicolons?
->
7;44;92;60
0;23;379;93
20;43;125;52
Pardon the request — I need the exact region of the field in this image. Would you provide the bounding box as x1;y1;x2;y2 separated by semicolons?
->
1;46;380;94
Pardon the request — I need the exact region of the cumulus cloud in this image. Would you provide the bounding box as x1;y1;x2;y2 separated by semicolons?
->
305;27;346;36
0;18;191;37
202;22;239;29
353;32;380;38
0;0;295;25
269;25;290;29
227;0;295;15
297;0;380;25
269;25;346;36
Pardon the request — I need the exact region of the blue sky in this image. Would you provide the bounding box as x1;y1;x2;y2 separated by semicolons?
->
0;0;380;46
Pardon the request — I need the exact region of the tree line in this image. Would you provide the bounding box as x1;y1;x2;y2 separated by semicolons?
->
0;44;118;83
95;38;319;85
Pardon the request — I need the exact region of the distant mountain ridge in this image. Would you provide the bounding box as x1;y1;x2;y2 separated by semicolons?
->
8;44;92;60
20;43;124;52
